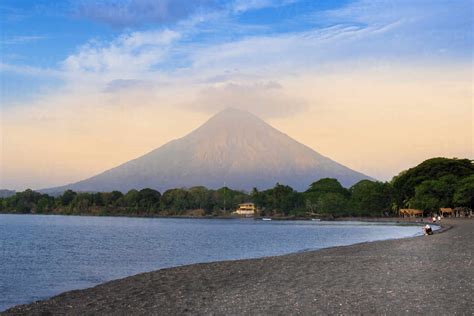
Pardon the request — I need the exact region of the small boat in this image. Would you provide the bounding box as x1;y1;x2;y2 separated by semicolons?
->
262;218;272;221
311;218;321;221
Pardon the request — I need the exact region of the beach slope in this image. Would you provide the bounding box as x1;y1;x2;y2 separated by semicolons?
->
4;219;473;315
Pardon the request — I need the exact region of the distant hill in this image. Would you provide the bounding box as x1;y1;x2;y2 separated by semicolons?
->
43;108;373;193
0;190;16;198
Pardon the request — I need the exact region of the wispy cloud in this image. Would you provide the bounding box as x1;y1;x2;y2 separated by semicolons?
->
73;0;300;27
0;4;31;22
313;0;473;58
103;79;150;92
231;0;297;13
0;62;63;78
2;0;473;189
4;0;472;108
62;29;180;76
5;0;470;111
187;81;307;118
74;0;219;27
1;35;48;45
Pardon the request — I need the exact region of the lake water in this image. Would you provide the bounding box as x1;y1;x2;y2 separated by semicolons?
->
0;214;427;311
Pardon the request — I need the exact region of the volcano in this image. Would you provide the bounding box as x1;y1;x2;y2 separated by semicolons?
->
45;108;372;193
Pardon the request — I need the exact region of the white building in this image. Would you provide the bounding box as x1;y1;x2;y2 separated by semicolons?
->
234;203;256;215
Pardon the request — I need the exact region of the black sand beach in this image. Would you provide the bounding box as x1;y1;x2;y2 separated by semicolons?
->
3;219;473;315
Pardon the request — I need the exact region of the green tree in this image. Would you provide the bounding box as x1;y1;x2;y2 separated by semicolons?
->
37;195;54;213
212;187;249;213
71;193;94;213
270;183;301;215
7;189;44;213
160;189;190;213
101;191;124;207
304;178;349;214
92;192;104;206
316;192;348;216
60;190;77;206
306;178;349;197
453;175;474;208
121;189;140;210
392;158;473;208
250;187;267;215
349;180;392;216
137;188;161;211
250;184;302;216
409;175;459;211
188;186;212;212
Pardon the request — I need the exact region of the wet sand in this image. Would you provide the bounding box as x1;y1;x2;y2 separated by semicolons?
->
3;219;473;315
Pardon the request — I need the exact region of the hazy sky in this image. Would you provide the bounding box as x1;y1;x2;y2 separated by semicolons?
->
1;0;473;190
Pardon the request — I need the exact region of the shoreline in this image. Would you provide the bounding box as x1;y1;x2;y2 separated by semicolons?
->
0;211;447;223
0;213;445;232
3;218;471;315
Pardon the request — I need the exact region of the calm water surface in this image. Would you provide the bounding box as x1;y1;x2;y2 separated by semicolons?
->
0;214;427;310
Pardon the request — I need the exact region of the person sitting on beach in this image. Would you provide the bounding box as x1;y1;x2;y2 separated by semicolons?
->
432;216;437;223
423;224;433;236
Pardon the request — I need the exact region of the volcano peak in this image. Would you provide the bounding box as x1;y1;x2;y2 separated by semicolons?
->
44;109;372;193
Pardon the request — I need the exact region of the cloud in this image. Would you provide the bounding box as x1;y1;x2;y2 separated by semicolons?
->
6;0;470;111
73;0;299;27
231;0;297;13
0;62;63;78
187;81;307;118
313;0;473;59
4;0;472;105
103;79;150;92
2;0;473;190
62;29;180;76
9;0;471;84
74;0;218;27
0;35;47;45
187;23;398;77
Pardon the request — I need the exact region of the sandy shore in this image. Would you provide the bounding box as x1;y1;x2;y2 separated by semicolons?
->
3;219;473;315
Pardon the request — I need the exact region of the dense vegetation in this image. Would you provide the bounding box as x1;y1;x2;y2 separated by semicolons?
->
391;158;474;212
1;158;472;218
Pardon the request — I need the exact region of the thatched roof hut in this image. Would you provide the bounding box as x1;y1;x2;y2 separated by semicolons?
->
439;208;453;216
399;209;424;217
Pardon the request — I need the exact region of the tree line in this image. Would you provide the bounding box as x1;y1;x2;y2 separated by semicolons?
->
1;158;472;218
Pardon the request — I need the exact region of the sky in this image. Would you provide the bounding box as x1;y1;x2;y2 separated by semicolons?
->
1;0;473;190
